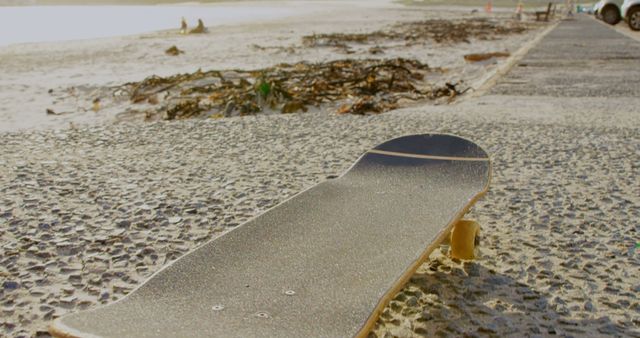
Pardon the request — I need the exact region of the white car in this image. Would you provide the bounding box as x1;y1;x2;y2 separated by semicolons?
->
595;0;625;24
622;0;640;30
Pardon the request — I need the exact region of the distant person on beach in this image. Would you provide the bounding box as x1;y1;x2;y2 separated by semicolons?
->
515;0;524;20
484;0;492;13
180;17;188;34
189;19;207;34
566;0;575;16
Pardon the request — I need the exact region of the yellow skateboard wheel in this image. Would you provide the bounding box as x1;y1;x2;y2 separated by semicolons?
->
450;220;480;260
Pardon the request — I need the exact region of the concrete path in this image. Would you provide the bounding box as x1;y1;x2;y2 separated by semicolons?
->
434;14;640;129
490;15;640;97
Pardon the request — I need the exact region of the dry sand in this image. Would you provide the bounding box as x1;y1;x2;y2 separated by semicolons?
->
2;2;639;338
2;103;639;337
0;0;544;132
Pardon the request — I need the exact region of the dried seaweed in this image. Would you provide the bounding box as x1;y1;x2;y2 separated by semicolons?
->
165;46;184;56
302;18;531;48
400;18;529;44
250;18;533;56
302;31;392;48
117;58;465;120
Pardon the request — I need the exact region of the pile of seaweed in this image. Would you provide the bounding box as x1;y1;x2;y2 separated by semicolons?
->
302;18;530;49
117;58;466;120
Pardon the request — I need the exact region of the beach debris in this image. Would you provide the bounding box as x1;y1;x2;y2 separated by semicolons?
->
116;58;464;120
250;44;298;54
302;18;532;50
337;96;387;115
46;109;72;116
444;82;470;100
464;52;511;62
303;31;390;48
165;45;185;56
189;19;207;34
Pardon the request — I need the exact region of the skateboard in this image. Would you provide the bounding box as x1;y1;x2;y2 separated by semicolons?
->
50;134;491;338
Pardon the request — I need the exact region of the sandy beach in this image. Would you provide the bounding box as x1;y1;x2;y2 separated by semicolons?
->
0;0;544;132
1;1;639;337
2;100;639;337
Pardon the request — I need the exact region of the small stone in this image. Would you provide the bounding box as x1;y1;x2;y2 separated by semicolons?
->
99;291;110;301
168;216;182;224
584;301;594;311
3;280;19;290
116;220;131;228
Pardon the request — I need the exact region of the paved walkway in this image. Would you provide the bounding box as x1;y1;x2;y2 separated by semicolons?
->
431;14;640;129
491;15;640;97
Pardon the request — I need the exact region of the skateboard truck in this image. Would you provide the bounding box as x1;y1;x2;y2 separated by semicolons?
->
450;219;480;260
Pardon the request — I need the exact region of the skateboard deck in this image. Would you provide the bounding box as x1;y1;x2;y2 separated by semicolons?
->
50;134;491;338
